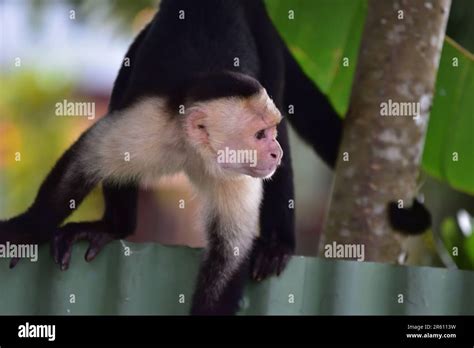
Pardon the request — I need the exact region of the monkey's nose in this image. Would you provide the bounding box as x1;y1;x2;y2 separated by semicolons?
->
271;151;283;165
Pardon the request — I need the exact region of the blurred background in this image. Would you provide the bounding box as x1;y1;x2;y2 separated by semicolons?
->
0;0;473;269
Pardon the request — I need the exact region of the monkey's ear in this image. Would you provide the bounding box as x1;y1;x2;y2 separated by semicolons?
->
186;109;209;144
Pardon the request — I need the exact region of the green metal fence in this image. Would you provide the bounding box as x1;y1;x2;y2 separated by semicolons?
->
0;241;473;315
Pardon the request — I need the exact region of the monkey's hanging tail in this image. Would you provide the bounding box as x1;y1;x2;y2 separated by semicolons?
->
388;198;432;235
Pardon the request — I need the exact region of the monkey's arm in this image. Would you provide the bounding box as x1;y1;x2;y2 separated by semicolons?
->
190;177;262;315
52;182;138;271
0;128;100;262
248;40;338;281
1;99;148;268
52;24;153;269
252;120;294;281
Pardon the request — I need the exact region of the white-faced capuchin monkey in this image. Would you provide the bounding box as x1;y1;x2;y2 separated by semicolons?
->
0;0;431;315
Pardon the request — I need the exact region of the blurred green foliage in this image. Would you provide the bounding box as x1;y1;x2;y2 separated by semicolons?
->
423;40;474;195
0;71;103;222
441;218;474;269
265;0;474;195
266;0;367;116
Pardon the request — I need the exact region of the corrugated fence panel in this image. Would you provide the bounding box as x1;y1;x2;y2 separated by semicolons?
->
0;242;473;315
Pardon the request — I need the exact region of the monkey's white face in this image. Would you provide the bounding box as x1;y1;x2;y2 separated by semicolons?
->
218;123;283;178
185;89;283;179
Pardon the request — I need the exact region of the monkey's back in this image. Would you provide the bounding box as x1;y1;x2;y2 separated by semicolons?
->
127;1;265;100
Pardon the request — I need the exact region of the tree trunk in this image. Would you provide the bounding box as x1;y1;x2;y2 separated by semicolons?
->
319;0;451;262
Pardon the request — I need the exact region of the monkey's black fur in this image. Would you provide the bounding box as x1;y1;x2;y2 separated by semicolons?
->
0;0;431;314
388;199;432;235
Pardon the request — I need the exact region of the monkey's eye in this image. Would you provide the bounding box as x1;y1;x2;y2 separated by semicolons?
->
255;129;266;140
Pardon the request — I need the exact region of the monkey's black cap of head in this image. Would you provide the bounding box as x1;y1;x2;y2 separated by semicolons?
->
185;71;263;103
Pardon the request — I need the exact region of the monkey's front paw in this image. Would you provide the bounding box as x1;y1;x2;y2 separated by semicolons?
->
250;238;293;282
52;221;114;271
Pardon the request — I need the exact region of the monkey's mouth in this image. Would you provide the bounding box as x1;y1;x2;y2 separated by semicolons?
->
249;167;277;179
